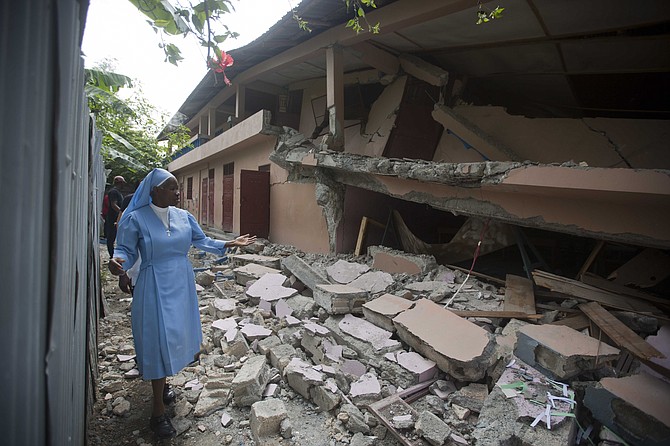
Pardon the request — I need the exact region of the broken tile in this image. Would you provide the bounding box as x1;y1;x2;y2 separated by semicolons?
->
212;317;238;332
246;273;297;302
232;263;282;286
348;271;394;294
240;323;272;341
349;373;381;405
275;299;293;318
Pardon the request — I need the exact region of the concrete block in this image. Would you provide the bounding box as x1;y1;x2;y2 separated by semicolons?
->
268;344;297;372
195;270;216;286
285;294;317;319
231;253;281;269
284;357;325;400
362;293;414;332
193;388;230;417
348;271;394;294
233;263;282;286
315;284;368;315
584;372;670;446
281;254;330;291
415;410;452;446
385;350;438;383
231;355;271;407
514;324;620;380
326;259;370;284
369;246;437;275
257;335;281;356
250;398;288;443
310;383;341;412
450;383;488;413
392;299;495;381
349;372;381;406
339;314;401;353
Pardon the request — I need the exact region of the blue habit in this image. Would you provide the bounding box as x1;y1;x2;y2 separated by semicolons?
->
114;205;227;380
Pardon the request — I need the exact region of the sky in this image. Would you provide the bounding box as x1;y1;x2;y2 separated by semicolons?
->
82;0;296;119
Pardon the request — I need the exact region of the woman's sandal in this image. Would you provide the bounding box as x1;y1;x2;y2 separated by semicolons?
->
149;413;176;439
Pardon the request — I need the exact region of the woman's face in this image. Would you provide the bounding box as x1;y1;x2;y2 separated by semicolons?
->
152;177;180;207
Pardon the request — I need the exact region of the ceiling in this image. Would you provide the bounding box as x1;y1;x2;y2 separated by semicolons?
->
171;0;670;127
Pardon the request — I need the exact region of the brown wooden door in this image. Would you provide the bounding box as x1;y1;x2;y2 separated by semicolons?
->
208;177;215;226
200;178;208;224
240;170;270;238
222;174;234;232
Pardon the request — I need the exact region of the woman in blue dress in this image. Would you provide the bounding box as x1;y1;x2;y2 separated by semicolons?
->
108;168;256;439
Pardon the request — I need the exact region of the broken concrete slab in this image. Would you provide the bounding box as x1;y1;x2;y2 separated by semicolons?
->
246;273;297;303
348;271;394;294
240;323;273;341
231;355;272;407
326;259;370;284
514;324;620;379
310;382;341;412
268;344;297;372
231;253;281;269
349;372;381;406
232;263;282;286
640;324;670;382
285;294;317;319
274;299;293;319
473;357;577;446
584;372;670;446
281;254;330;291
362;293;414;332
339;314;401;353
314;284;368;315
392;299;496;381
369;246;437;275
250;398;289;444
193;388;230;417
449;383;488;413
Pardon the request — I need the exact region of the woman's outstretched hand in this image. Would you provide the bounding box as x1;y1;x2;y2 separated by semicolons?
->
230;234;257;247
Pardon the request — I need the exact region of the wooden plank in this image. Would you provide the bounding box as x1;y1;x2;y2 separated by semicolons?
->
354;216;385;256
579;302;665;361
576;240;605;279
446;263;506;286
550;314;591;331
608;248;670;288
536;303;581;314
581;272;670;307
450;310;543;320
532;270;661;315
504;274;536;314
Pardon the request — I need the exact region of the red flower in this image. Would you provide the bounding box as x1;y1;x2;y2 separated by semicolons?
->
209;50;234;86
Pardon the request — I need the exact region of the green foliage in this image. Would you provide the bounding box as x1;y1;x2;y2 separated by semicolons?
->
343;0;379;34
85;65;189;184
476;4;504;25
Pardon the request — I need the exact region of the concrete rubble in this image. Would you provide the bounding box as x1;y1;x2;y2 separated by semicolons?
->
94;241;668;446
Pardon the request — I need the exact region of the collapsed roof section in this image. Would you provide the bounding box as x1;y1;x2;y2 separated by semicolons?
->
270;126;670;250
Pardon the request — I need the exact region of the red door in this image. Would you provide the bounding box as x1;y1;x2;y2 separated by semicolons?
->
222;175;234;232
200;178;208;224
240;170;270;238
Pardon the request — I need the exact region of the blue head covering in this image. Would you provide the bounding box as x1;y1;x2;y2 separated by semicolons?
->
118;168;176;227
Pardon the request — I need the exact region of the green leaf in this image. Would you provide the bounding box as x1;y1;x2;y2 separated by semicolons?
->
213;34;228;43
357;7;364;17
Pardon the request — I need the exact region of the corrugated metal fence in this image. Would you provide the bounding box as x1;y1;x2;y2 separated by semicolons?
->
0;0;102;445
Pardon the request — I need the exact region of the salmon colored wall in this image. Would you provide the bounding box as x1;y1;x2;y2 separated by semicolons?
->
269;181;330;253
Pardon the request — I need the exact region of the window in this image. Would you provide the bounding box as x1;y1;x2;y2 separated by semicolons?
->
223;162;234;176
259;164;270;172
187;177;193;199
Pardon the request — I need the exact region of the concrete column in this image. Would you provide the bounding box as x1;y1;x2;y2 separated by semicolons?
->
207;107;217;137
315;169;344;253
326;45;344;150
236;84;246;121
198;114;207;135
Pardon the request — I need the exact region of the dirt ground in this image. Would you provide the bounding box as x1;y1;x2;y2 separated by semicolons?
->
88;248;371;446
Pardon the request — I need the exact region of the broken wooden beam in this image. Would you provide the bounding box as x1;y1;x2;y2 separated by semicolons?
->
579;302;665;361
532;270;661;315
550;314;591;331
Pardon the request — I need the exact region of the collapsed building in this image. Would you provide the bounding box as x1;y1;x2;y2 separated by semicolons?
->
125;0;670;444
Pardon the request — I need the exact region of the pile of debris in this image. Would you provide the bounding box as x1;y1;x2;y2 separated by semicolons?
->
97;242;670;446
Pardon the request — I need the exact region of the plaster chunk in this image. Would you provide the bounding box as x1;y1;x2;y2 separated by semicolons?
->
240;323;272;341
212;317;238;332
392;299;494;381
326;259;370;284
349;373;381;405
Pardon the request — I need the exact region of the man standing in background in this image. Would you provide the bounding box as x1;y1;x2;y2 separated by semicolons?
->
105;175;125;256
